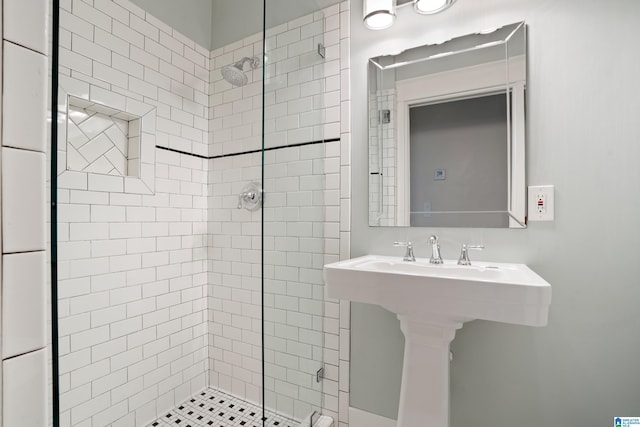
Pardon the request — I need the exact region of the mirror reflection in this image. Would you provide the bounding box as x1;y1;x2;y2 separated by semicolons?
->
368;22;527;228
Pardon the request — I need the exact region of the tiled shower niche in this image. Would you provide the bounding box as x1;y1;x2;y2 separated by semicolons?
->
56;85;157;195
66;97;141;177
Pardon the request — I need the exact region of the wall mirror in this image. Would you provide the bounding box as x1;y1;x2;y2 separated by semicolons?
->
368;22;527;228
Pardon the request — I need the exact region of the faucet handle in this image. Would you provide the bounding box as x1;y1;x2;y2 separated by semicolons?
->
457;244;484;265
393;242;416;262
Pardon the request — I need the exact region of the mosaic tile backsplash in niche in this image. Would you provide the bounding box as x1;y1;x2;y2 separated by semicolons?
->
66;98;141;177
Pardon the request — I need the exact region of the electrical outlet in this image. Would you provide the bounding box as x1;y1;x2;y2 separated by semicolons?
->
528;185;554;221
536;192;545;213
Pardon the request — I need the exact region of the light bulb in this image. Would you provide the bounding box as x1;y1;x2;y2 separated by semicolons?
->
363;0;396;30
414;0;453;15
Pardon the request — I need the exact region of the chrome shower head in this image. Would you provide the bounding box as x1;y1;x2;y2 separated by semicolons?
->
221;56;260;87
221;64;248;86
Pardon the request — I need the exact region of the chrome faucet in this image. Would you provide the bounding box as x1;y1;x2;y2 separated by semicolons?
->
394;241;416;262
457;244;485;265
429;235;443;264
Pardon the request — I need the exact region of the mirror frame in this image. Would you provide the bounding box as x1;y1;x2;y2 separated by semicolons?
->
368;22;527;228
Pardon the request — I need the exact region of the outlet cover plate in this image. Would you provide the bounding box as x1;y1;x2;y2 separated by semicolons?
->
528;185;554;221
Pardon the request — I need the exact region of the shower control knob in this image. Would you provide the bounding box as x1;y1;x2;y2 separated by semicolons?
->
237;181;263;211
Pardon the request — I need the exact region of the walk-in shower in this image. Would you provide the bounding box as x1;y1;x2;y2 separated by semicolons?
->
50;0;348;426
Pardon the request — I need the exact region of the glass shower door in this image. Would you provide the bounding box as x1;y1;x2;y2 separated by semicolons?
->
262;1;329;424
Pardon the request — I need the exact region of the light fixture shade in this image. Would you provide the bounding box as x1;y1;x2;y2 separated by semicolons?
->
414;0;455;14
363;0;397;30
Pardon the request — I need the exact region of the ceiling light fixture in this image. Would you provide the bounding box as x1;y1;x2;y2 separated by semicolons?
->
363;0;396;30
414;0;455;15
364;0;455;30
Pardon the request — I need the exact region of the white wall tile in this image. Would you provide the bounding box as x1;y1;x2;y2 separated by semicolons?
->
2;42;47;152
2;148;46;253
73;0;112;32
2;251;46;358
3;349;47;427
3;0;49;54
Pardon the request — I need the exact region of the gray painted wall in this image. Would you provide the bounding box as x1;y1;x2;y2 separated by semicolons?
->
129;0;213;48
130;0;343;50
211;0;342;49
210;0;262;49
350;0;640;425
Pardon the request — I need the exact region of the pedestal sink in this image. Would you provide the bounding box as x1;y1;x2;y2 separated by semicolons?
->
323;255;551;427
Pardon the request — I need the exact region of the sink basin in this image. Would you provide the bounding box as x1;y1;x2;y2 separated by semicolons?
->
323;255;551;427
324;255;551;327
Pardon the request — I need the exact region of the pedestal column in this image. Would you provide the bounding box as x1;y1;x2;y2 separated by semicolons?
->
396;315;464;427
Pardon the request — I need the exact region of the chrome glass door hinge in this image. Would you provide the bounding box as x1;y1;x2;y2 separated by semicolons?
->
379;109;391;124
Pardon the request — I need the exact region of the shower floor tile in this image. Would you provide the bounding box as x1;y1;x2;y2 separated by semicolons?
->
146;387;297;427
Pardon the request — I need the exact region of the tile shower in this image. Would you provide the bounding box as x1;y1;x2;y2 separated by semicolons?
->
54;1;352;426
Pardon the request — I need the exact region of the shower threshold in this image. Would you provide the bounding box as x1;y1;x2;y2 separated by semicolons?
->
146;387;299;427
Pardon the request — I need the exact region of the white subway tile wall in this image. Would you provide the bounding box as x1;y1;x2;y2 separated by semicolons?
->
207;142;340;421
2;0;50;425
57;1;210;424
262;142;340;421
54;0;352;426
208;8;343;158
207;152;263;406
206;3;351;425
57;148;209;427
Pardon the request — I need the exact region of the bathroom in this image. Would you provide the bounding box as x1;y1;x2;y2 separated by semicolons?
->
1;0;639;426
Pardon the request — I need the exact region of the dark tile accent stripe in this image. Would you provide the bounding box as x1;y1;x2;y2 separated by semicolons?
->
155;145;210;159
156;138;340;160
